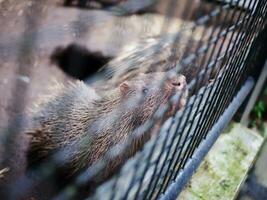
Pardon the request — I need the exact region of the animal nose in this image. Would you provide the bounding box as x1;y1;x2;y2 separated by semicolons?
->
171;75;186;88
172;82;182;87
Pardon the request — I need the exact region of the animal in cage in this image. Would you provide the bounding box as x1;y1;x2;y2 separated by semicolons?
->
26;71;188;195
1;0;266;199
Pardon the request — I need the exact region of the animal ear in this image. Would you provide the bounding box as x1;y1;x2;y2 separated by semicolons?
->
119;82;129;94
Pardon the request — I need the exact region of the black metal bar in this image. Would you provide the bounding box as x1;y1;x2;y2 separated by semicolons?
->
159;77;254;200
128;0;212;198
189;1;266;180
215;1;267;126
183;0;256;165
198;0;266;145
176;0;244;171
187;0;260;158
158;0;241;195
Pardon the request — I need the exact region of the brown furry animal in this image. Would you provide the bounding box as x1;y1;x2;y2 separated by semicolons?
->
26;71;187;196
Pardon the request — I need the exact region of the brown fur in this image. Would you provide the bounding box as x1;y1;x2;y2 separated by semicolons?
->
26;72;187;192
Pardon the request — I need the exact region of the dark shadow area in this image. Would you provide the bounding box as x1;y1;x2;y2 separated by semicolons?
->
63;0;124;9
237;170;267;200
50;44;111;80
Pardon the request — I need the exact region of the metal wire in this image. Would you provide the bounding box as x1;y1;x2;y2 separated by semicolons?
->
151;0;245;196
0;0;267;200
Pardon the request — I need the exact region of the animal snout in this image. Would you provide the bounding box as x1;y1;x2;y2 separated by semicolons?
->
171;75;187;90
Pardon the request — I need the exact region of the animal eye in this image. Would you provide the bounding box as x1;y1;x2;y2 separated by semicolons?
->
142;88;148;94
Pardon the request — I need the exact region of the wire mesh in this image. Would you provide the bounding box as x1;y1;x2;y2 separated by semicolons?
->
0;0;266;200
